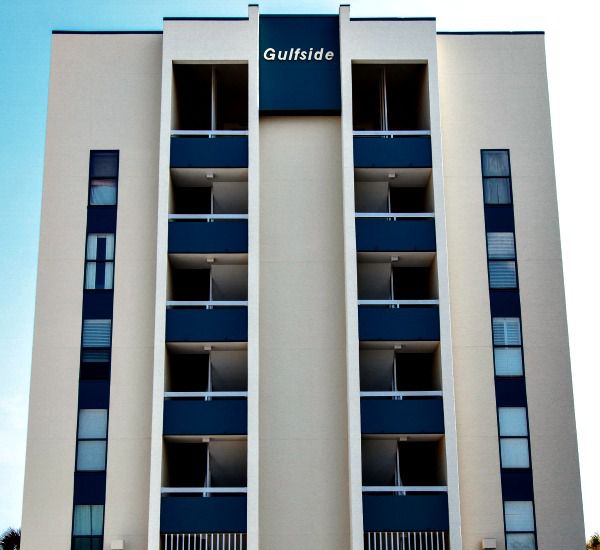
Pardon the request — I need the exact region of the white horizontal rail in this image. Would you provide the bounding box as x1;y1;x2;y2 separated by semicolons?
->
161;487;248;495
362;486;448;493
171;130;249;136
360;391;442;398
162;532;247;550
364;531;447;550
165;391;248;398
169;214;248;220
167;301;248;307
355;212;434;219
358;299;439;306
353;130;431;136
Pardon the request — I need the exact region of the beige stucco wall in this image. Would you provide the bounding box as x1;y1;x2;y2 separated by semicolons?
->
21;33;162;550
438;33;584;549
258;116;351;549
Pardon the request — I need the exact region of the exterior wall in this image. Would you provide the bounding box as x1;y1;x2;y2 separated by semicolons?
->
21;33;162;550
258;116;351;549
149;11;260;548
339;12;462;549
438;33;585;549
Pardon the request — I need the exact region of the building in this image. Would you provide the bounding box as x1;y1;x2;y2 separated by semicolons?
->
20;6;585;550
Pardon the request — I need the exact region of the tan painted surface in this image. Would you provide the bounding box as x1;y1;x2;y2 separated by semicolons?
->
258;117;351;549
438;34;584;549
21;34;162;550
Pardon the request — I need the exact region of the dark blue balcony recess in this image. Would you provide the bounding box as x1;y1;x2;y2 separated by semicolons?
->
168;220;248;254
163;399;247;436
166;308;247;342
353;136;432;169
359;306;440;341
170;137;248;168
356;218;436;252
161;496;247;533
361;399;444;434
363;494;449;531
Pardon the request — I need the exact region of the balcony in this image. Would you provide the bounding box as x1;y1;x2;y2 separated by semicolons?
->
359;305;439;342
356;215;435;253
361;398;443;435
166;307;247;343
171;64;248;169
161;440;247;533
362;437;448;532
354;134;432;169
164;398;247;436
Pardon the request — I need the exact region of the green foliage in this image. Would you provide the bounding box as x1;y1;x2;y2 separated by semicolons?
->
587;532;600;549
0;528;20;550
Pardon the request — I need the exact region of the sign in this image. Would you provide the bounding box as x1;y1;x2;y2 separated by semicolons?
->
259;15;341;115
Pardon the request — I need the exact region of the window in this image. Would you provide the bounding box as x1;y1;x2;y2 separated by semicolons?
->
81;319;112;363
504;500;535;533
494;348;523;376
498;407;530;469
506;533;536;550
89;151;118;205
482;150;512;205
487;232;515;259
492;317;522;346
488;261;517;288
73;504;104;550
76;409;108;471
85;234;115;290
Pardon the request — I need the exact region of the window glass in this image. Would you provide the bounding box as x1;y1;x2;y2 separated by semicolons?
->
81;349;111;363
500;438;530;468
494;348;524;376
487;232;516;259
85;262;114;290
489;261;517;288
86;234;115;261
482;150;510;177
76;441;107;471
73;505;104;536
484;178;512;204
89;180;117;205
492;318;522;346
82;320;112;348
499;407;528;436
78;409;108;439
506;533;535;550
90;152;118;179
504;501;535;532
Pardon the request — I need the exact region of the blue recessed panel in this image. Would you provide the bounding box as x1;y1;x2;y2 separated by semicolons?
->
161;496;247;533
168;221;248;254
356;218;436;252
163;399;247;436
354;137;432;168
489;290;521;317
359;306;440;341
361;399;444;434
73;472;106;505
259;16;341;114
501;470;534;501
495;377;528;407
166;308;248;342
363;494;449;531
170;137;248;168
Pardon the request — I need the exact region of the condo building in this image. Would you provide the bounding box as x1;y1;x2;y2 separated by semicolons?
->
21;6;584;550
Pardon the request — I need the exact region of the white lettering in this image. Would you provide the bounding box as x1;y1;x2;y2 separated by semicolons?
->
262;47;335;62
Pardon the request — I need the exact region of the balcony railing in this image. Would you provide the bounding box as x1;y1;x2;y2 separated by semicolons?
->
161;487;247;495
162;533;247;550
169;214;248;221
353;132;432;169
167;301;248;308
358;300;439;307
364;531;448;550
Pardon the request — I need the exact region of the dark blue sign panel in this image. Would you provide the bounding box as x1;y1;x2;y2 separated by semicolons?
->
259;15;341;115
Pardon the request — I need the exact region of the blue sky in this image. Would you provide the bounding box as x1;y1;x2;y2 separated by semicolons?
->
1;0;599;539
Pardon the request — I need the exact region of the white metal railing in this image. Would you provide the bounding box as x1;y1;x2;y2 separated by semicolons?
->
355;212;434;219
364;531;447;550
171;130;249;137
167;301;248;308
162;533;247;550
362;486;448;493
161;487;247;495
353;130;431;137
169;214;248;221
360;391;442;398
358;299;439;307
164;391;248;399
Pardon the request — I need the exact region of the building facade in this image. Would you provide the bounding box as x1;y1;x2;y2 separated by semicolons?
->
21;6;584;550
